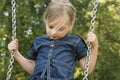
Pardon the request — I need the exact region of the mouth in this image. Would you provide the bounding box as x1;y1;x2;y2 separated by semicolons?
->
50;36;58;40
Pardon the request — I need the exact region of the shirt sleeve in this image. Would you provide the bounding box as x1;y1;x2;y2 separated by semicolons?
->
27;39;38;60
75;36;88;61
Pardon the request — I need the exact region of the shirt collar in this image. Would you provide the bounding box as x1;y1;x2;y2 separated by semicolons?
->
45;33;70;41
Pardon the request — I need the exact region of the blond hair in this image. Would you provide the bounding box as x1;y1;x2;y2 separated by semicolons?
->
43;0;76;31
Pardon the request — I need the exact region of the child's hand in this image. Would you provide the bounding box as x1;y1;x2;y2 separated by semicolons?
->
86;32;98;48
8;39;19;53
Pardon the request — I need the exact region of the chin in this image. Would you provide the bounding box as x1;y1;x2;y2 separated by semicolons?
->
50;36;59;40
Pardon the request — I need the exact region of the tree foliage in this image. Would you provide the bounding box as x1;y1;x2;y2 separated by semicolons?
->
0;0;120;80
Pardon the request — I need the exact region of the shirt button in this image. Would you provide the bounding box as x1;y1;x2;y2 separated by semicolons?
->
51;44;54;47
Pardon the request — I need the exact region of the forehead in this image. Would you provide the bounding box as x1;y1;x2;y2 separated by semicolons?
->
47;15;70;28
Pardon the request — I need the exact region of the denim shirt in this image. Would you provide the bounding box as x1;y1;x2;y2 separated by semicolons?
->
27;34;87;80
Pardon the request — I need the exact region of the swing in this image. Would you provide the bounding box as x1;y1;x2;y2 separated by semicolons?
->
6;0;99;80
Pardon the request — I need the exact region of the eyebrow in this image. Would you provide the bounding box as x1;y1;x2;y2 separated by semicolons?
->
49;25;65;30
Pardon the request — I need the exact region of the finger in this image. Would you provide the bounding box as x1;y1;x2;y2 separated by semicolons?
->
11;39;19;45
88;31;95;35
8;43;16;47
87;31;93;35
13;39;18;43
87;34;96;39
15;39;19;42
8;42;18;49
8;44;18;51
10;44;17;47
87;37;96;42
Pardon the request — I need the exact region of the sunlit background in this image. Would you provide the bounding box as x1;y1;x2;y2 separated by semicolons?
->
0;0;120;80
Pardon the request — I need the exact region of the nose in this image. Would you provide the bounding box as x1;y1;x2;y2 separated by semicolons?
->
51;30;57;36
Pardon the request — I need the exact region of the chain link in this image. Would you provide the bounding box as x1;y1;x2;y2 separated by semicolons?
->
5;0;98;80
6;0;16;80
83;0;99;80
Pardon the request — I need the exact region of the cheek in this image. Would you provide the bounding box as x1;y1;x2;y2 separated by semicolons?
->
46;27;50;34
59;31;67;37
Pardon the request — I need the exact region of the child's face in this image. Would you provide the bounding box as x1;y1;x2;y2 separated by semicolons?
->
46;17;71;40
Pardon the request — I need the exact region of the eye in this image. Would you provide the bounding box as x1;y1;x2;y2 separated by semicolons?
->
59;27;65;31
49;26;54;29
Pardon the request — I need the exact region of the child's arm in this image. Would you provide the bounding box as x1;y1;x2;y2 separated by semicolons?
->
79;32;98;74
8;39;35;74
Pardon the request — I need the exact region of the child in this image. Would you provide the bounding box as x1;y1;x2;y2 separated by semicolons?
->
8;0;98;80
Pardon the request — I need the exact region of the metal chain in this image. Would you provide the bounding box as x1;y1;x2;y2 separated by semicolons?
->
5;0;98;80
6;0;16;80
83;0;99;80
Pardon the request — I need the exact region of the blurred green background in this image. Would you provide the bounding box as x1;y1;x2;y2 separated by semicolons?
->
0;0;120;80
